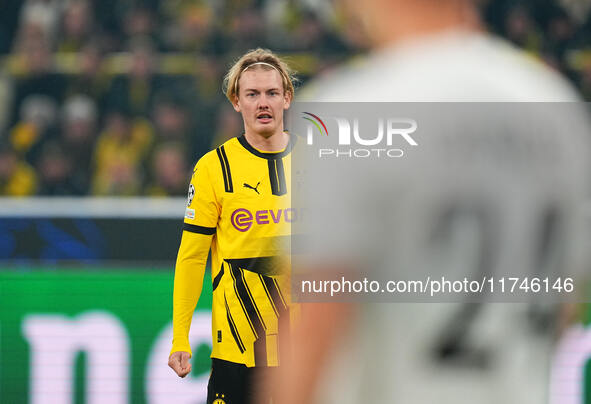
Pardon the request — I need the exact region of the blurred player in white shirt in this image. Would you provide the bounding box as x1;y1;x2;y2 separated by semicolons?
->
271;0;591;403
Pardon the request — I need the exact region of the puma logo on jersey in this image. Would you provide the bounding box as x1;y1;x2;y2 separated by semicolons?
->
243;182;261;194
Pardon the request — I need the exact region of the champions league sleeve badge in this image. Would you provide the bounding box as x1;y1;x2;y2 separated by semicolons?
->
187;184;195;207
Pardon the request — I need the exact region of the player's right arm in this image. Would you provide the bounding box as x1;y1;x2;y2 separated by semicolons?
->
169;154;220;378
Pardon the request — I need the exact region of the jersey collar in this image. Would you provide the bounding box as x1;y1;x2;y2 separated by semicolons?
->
237;133;296;160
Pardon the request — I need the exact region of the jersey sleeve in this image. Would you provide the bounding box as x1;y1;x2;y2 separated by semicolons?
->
171;155;220;356
183;156;220;230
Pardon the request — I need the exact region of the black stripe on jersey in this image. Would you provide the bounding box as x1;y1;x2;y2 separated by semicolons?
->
272;277;288;310
220;146;233;190
230;263;268;366
183;223;216;235
262;276;288;314
268;159;278;195
259;275;279;318
216;145;233;193
225;293;246;353
237;134;296;159
212;264;224;291
215;148;228;191
228;263;257;337
238;266;267;331
268;158;287;196
275;158;287;195
225;257;281;276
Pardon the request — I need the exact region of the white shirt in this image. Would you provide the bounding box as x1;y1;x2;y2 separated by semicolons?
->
298;30;590;404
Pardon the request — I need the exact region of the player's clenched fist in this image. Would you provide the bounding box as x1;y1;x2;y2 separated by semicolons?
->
168;351;192;378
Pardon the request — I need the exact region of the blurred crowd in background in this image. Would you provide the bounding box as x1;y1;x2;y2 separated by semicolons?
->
0;0;589;197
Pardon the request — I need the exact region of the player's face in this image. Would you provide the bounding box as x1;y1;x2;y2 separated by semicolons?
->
233;68;291;138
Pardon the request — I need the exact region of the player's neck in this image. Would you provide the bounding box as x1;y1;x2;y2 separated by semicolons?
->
244;130;289;152
371;2;482;49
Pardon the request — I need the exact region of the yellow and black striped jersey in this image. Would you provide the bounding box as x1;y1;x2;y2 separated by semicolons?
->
171;134;296;367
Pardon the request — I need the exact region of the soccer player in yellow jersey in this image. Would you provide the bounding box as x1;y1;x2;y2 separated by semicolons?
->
168;48;297;404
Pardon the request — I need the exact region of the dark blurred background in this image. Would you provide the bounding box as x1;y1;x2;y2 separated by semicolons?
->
0;0;589;197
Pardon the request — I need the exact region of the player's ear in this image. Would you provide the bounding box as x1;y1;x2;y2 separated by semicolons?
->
283;91;292;110
232;95;241;112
